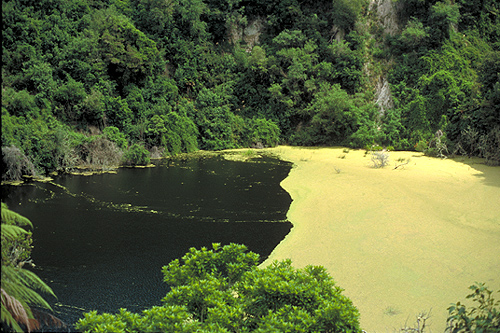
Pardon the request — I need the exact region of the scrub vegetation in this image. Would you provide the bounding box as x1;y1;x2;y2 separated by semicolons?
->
2;0;499;179
2;0;500;331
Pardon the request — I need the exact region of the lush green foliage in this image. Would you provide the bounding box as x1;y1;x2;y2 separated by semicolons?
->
388;0;500;160
2;0;500;180
76;243;361;332
1;203;57;332
446;283;500;332
123;143;151;166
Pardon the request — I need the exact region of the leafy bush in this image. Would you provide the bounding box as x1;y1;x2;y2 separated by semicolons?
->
123;144;150;166
446;283;500;332
76;244;361;332
245;118;281;148
193;89;246;150
399;18;429;51
103;127;128;149
291;83;362;146
415;140;428;153
1;113;80;174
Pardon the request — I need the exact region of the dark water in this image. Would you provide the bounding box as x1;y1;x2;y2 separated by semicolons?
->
1;154;292;331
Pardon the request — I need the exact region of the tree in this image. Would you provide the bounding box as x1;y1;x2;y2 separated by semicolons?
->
75;243;361;332
330;0;366;32
291;83;363;145
123;143;150;166
90;5;162;90
1;203;59;332
193;88;245;150
428;1;461;46
399;18;429;51
244;118;281;148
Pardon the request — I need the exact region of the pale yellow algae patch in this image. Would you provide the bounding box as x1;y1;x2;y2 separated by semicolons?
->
261;146;500;332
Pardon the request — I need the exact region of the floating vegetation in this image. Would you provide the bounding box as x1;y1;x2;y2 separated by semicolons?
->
223;152;261;162
2;175;54;186
1;180;25;186
68;167;120;176
394;157;411;170
123;163;155;169
383;306;400;316
7;151;291;227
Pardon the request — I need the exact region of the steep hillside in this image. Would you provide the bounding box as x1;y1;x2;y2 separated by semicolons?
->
2;0;499;180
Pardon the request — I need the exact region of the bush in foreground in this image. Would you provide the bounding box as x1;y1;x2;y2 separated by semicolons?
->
76;243;361;332
446;283;500;332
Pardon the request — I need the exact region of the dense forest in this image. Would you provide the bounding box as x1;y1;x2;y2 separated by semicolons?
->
2;0;499;180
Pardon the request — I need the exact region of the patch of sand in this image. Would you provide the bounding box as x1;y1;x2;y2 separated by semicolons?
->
261;146;500;332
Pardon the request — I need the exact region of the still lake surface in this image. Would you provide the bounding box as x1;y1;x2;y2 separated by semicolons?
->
1;154;293;330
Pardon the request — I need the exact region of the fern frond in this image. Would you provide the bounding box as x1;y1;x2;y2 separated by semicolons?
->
1;224;29;242
13;268;55;299
1;203;58;331
2;292;25;332
1;288;40;332
32;308;67;330
1;203;33;228
2;266;54;312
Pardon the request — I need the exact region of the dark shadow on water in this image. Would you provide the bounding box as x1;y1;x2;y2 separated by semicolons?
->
1;155;293;331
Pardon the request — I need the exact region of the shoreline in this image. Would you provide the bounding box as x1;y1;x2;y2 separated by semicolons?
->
260;146;500;332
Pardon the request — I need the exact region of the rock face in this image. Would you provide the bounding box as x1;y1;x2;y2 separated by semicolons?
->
230;17;265;50
369;0;402;36
368;0;401;116
243;18;264;47
329;25;345;43
375;77;394;116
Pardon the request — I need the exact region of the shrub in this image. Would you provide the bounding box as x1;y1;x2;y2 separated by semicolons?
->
415;140;428;152
123;143;150;166
446;283;500;332
293;83;361;146
145;112;198;155
1;146;37;181
194;88;243;151
79;136;123;169
76;244;361;332
421;130;449;158
371;150;390;168
103;126;128;149
246;118;281;148
399;310;431;333
453;126;500;165
479;126;500;165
